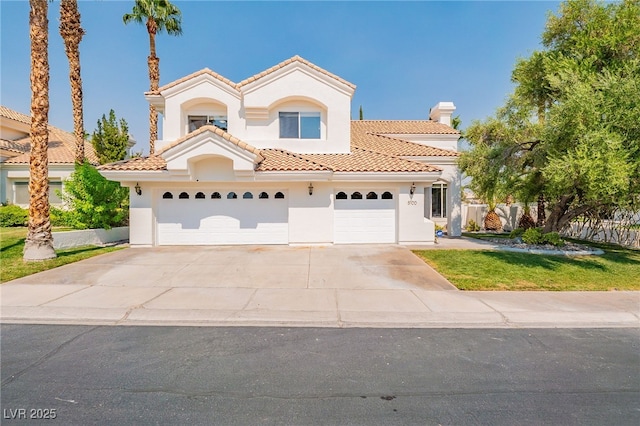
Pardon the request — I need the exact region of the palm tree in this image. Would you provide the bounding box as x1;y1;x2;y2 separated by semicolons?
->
123;0;182;154
59;0;85;163
24;0;56;261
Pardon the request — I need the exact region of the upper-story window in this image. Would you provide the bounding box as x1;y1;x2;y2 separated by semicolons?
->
279;112;320;139
188;115;228;132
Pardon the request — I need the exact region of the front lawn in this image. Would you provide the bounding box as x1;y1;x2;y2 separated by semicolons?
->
1;227;123;283
414;240;640;291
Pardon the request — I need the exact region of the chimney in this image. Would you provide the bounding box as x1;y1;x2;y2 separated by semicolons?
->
429;102;456;126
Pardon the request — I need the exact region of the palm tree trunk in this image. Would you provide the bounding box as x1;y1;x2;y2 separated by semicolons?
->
24;0;56;261
59;0;85;164
147;53;159;154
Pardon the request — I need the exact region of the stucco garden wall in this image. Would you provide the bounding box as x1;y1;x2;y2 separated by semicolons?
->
53;226;129;249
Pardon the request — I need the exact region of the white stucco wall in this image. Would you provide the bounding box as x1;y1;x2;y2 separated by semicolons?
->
398;184;435;244
127;184;155;246
287;182;334;244
241;69;352;153
155;65;352;154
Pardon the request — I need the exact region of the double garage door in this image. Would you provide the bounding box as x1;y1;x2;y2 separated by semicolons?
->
157;190;288;245
156;189;397;245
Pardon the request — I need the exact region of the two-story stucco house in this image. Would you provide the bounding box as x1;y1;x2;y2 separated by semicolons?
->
99;56;461;246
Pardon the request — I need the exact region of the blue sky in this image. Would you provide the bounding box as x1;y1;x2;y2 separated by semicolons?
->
1;0;560;154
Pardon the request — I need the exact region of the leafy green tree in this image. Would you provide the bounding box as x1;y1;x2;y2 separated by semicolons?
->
460;0;640;233
359;105;363;120
61;162;129;229
91;109;130;164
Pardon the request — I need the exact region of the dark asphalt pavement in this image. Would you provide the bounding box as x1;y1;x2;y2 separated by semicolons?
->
1;325;639;425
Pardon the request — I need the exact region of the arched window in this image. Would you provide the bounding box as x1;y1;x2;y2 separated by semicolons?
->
259;192;269;199
195;192;205;199
162;192;173;199
366;192;378;199
382;191;393;199
211;192;221;199
243;192;253;199
275;192;285;199
336;191;347;200
227;192;237;199
351;192;362;200
179;192;189;199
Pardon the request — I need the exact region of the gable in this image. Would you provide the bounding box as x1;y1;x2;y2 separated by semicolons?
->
159;125;262;178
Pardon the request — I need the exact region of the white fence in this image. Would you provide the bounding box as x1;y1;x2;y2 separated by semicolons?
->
462;204;639;248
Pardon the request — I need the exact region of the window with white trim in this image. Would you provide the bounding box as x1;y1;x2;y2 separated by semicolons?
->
279;112;320;139
431;183;447;218
188;115;228;132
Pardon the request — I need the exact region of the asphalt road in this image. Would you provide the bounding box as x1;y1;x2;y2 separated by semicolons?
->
1;325;639;425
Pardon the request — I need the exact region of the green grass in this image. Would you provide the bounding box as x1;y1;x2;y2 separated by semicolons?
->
1;227;124;283
414;238;640;291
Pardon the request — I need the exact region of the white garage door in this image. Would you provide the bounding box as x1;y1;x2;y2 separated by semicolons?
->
334;191;396;243
157;190;288;245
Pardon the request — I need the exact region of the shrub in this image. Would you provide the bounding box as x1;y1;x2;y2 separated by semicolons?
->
0;204;28;227
61;162;129;229
466;219;480;232
522;227;543;245
509;228;525;239
542;232;565;246
50;206;77;228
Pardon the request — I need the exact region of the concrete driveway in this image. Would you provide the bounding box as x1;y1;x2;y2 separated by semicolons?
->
1;244;638;328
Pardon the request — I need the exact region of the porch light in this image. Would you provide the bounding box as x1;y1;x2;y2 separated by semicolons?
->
410;183;416;195
134;182;142;196
308;182;314;196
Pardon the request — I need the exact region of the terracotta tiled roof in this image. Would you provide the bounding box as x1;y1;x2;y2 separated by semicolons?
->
0;106;99;165
0;105;31;125
0;138;30;154
257;149;330;172
156;125;263;161
147;68;239;95
98;155;167;171
302;147;441;173
351;127;459;157
100;146;439;174
146;55;355;96
351;120;459;135
237;55;356;90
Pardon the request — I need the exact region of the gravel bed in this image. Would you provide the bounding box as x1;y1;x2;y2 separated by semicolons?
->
485;238;604;256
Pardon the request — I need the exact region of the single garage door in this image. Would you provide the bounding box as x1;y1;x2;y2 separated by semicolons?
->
334;190;396;243
157;190;288;245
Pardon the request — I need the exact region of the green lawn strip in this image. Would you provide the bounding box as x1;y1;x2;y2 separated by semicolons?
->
413;248;640;291
1;227;123;283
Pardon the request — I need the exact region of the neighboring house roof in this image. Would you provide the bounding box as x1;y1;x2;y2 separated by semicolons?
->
148;55;356;95
0;106;99;165
0;138;30;154
0;105;32;125
351;120;460;135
